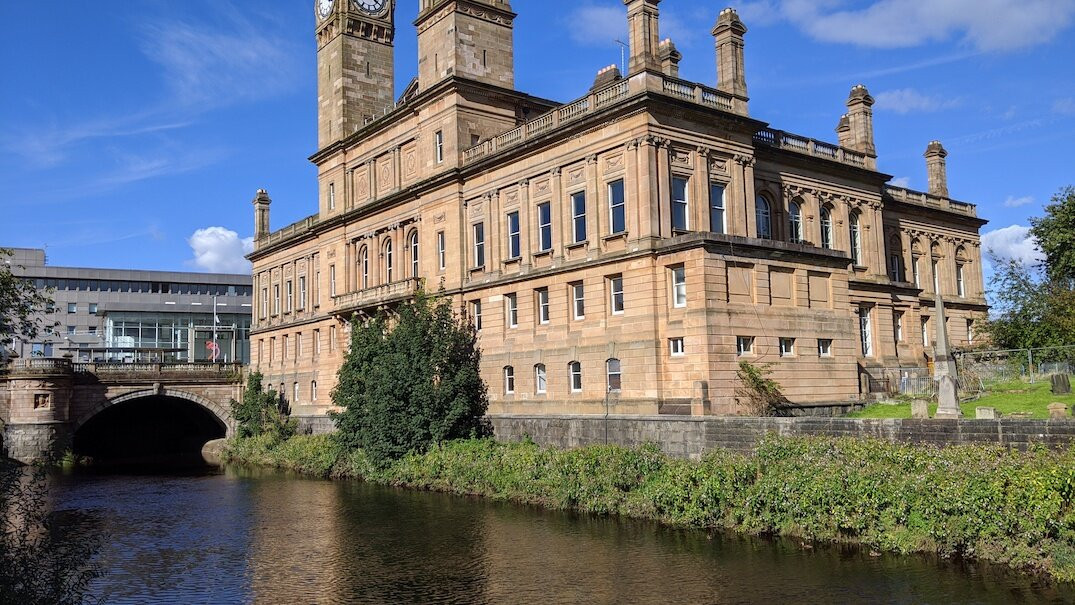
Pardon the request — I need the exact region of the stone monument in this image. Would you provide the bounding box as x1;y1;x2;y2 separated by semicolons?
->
932;295;963;419
1051;373;1071;395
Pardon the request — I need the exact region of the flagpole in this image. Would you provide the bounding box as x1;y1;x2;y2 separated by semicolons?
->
213;295;218;363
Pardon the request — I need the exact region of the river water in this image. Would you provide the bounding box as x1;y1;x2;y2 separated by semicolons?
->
46;465;1073;604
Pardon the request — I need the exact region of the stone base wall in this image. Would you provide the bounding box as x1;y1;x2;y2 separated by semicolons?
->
3;422;71;464
295;415;336;435
490;415;1075;458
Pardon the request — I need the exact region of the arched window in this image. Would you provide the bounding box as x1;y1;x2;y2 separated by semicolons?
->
568;361;582;392
820;206;833;249
788;201;803;243
955;246;969;298
930;242;942;293
409;231;420;279
887;234;904;282
311;381;318;403
755;196;772;239
910;238;922;287
606;358;621;392
504;366;515;394
535;364;547;394
359;247;369;289
384;239;394;284
849;211;862;265
293;382;300;404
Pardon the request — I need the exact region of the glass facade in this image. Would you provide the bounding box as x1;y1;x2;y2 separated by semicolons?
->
104;312;251;363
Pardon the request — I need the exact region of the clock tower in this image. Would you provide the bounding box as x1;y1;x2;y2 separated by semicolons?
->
315;0;395;149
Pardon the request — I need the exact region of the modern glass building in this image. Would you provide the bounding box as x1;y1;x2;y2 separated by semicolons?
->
5;248;252;363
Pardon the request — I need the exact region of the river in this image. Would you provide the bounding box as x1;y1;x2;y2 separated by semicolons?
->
44;465;1073;604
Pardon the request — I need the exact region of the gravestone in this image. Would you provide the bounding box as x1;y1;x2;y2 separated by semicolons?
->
932;296;962;419
911;400;929;419
1049;403;1069;419
975;406;997;420
1051;374;1072;395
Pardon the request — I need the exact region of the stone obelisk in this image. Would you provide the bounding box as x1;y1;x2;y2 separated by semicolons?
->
932;294;962;419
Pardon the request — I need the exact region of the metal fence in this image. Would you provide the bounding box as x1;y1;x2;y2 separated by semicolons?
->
955;345;1075;385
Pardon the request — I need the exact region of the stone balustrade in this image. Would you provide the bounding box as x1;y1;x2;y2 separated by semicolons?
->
332;278;422;315
753;128;869;169
883;185;978;217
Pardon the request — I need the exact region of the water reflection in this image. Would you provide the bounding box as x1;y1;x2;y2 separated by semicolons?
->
46;466;1075;604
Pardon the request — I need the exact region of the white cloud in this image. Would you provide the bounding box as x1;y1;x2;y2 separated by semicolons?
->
566;5;627;47
874;88;960;114
1054;98;1075;116
188;227;254;274
889;176;912;188
1003;195;1034;208
981;225;1043;267
733;0;1075;51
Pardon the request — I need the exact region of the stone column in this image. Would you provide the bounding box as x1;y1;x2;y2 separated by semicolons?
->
656;140;672;239
625;141;640;238
586;155;600;244
694;147;710;232
638;137;659;241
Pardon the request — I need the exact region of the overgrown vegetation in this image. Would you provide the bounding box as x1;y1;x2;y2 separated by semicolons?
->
0;247;58;350
230;371;296;441
222;434;1075;582
0;464;100;604
330;287;491;466
735;361;787;416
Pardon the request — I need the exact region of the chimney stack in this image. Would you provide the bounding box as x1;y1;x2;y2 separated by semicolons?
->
924;141;949;198
835;114;852;148
658;39;681;78
253;189;272;241
845;84;876;166
712;8;748;103
623;0;662;74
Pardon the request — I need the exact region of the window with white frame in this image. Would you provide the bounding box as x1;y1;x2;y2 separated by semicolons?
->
956;263;965;298
820;206;833;249
967;319;975;343
283;335;288;360
504;366;515;394
710;183;725;234
437;231;446;271
571;282;585;319
818;338;833;357
261;288;268;318
894;311;904;342
329;265;337;297
67;303;76;313
435;130;444;164
669;337;685;356
286;281;293;313
506;293;518;328
273;284;280;314
859;306;873;357
571;191;587;243
507;211;521;259
671;266;687;308
360;247;369;289
536;288;550;324
569;361;583;392
311;381;318;403
931;258;940;293
609;180;626;235
756;196;772;239
737;336;754;356
410;231;420;278
609;274;624;314
537;202;552;252
535;364;547;394
471;300;483;330
850;212;863;265
295;332;302;358
912;255;921;287
606;358;622;392
299;276;307;309
315;270;321;306
473;222;486;267
328;183;336;210
779;337;795;357
921;316;930;346
294;382;300;403
313;329;321;357
788;202;803;243
671;177;689;232
330;324;337;351
384;240;394;283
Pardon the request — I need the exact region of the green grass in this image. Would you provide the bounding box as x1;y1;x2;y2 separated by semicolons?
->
849;379;1075;419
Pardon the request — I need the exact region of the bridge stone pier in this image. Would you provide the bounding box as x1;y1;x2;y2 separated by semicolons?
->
0;358;243;463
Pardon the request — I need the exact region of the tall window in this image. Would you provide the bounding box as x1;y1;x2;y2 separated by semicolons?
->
820;207;833;249
606;358;622;392
931;258;940;293
298;276;307;309
295;333;303;358
286;281;293;312
311;381;318;403
504;366;515;394
889;254;903;281
329;266;336;297
912;256;921;287
313;329;320;357
283;335;289;360
506;293;518;328
894;311;904;342
671;266;687;308
261;288;268;318
967;319;975;343
571;192;587;243
755;196;772;239
360;247;369;289
315;270;321;306
849;212;863;265
470;300;483;330
710;184;725;234
273;284;280;314
410;231;420;278
779;338;795;357
435;130;444;164
609;180;626;235
535;364;547;394
507;211;521;259
788;202;803;243
473;223;485;267
921;317;930;346
571;282;585;320
328;183;336;210
859;306;873;357
437;231;446;271
537;202;552;252
294;382;300;403
569;361;583;392
956;263;965;297
609;275;624;314
384;240;394;283
671;177;689;231
536;288;550;324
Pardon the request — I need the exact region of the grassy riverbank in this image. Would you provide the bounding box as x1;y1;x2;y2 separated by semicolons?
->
849;380;1075;419
223;434;1075;582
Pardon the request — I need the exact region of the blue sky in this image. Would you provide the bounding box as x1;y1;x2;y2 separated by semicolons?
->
2;0;1073;276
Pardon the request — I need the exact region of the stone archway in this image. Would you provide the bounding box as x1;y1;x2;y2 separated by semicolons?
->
73;387;234;437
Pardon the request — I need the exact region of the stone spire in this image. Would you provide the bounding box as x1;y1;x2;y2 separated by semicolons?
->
253;189;271;242
924;140;949;198
932;294;963;419
712;8;747;100
624;0;662;74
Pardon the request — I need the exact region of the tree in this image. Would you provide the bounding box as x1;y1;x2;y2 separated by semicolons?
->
331;287;491;465
0;248;57;350
1030;186;1075;286
983;255;1075;351
230;371;296;440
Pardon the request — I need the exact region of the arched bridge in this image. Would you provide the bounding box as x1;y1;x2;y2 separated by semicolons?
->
0;359;244;463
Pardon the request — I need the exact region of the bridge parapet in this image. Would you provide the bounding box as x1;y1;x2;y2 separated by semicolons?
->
5;358;74;377
73;362;243;383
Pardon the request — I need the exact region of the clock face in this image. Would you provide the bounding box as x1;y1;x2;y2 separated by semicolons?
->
353;0;387;14
317;0;334;19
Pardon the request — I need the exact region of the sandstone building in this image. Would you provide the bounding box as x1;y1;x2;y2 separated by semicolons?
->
248;0;987;423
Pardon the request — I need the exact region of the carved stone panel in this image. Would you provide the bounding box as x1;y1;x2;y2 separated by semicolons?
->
377;153;394;196
566;164;586;187
353;166;369;202
402;143;418;181
604;153;625;174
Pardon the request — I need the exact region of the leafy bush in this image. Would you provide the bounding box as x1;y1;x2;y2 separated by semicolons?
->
230;372;296;441
735;361;788;416
331;287;491;466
